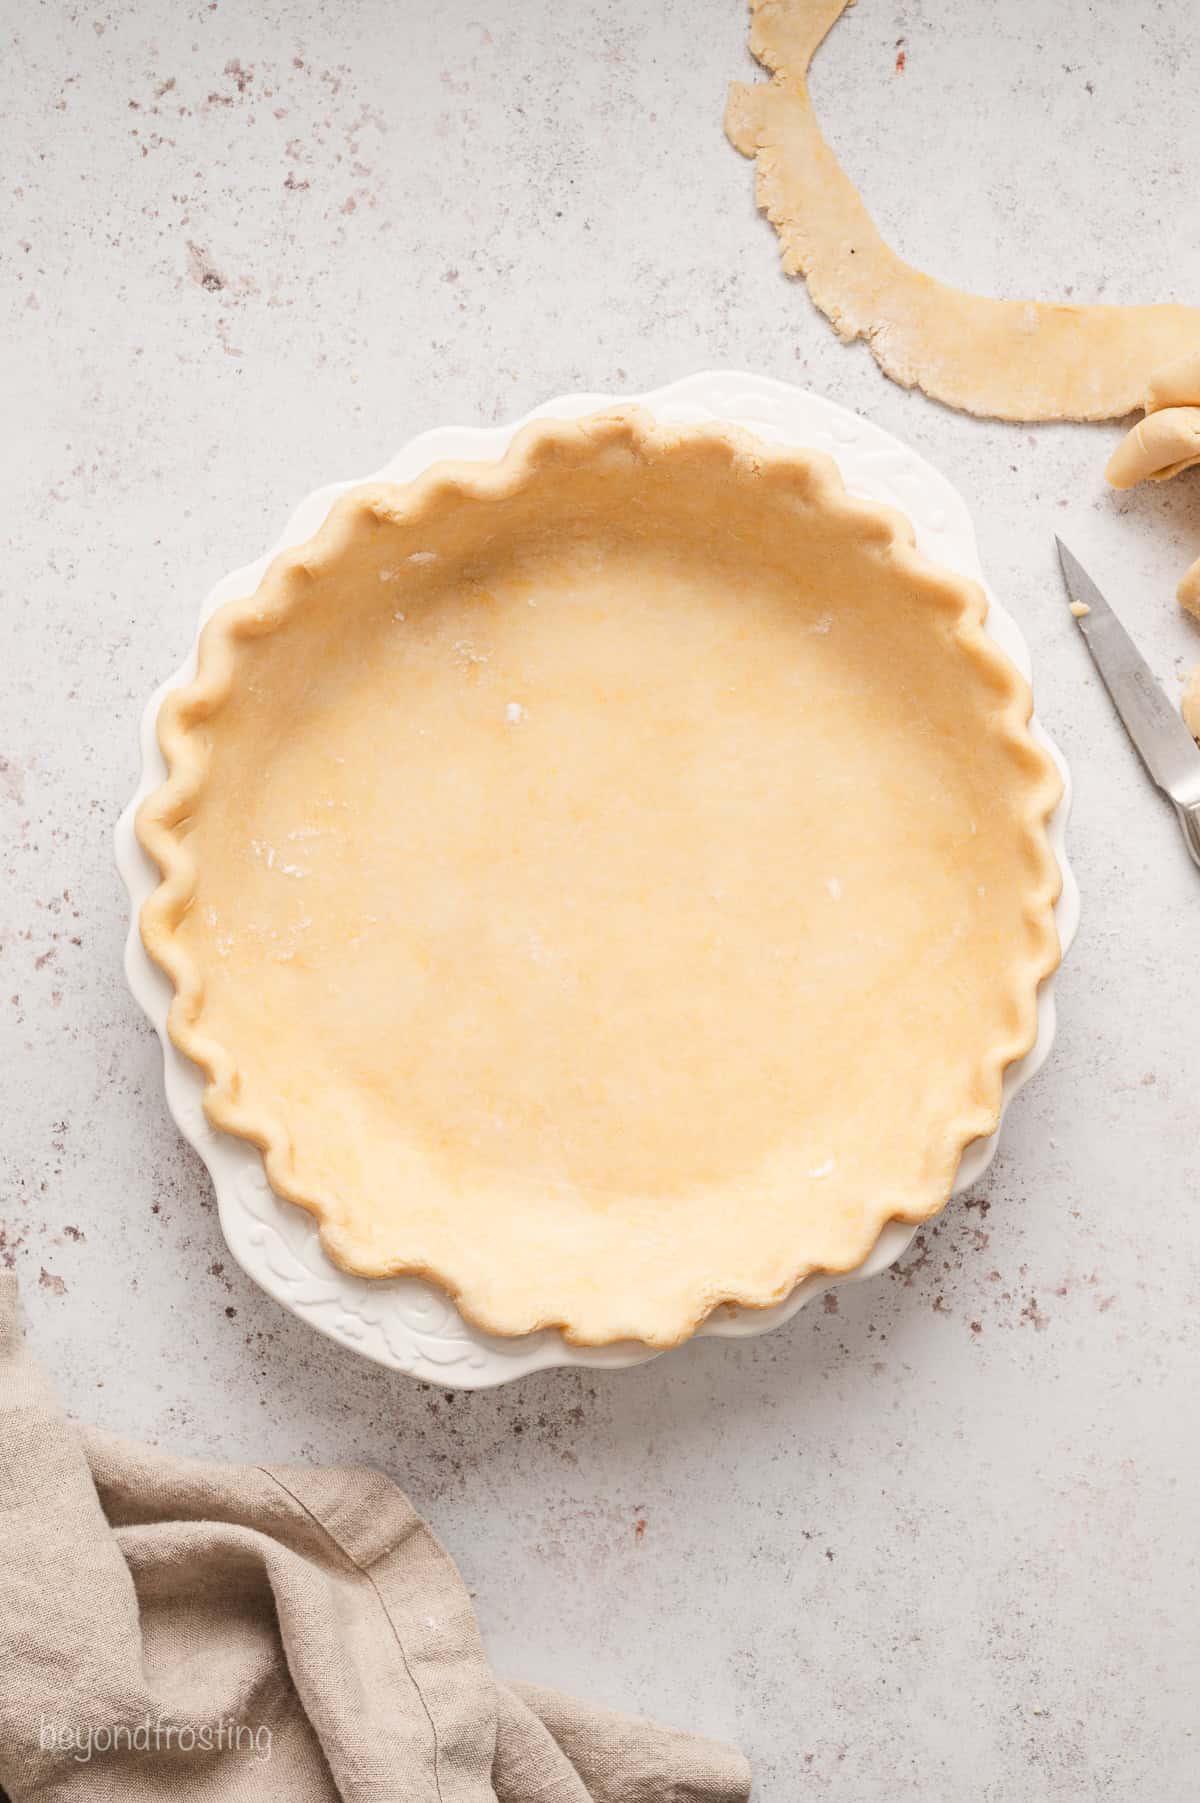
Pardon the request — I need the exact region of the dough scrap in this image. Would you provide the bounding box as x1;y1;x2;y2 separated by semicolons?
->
1145;350;1200;413
1104;409;1200;490
726;0;1200;421
136;410;1063;1348
1104;351;1200;711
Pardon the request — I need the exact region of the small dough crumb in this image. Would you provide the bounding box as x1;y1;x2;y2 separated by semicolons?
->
1069;600;1090;618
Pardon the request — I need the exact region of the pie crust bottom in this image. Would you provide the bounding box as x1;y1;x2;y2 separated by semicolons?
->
137;410;1062;1346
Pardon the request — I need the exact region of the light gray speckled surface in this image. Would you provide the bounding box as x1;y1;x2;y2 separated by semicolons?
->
3;3;1199;1797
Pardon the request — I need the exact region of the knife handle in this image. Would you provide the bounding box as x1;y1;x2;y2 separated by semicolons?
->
1174;798;1200;871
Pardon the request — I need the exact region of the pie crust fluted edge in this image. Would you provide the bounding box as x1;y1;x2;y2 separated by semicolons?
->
136;407;1064;1347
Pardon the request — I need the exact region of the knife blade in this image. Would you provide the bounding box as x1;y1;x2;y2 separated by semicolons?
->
1056;537;1200;869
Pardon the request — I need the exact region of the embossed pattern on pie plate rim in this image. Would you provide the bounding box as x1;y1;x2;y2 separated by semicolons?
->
115;371;1079;1388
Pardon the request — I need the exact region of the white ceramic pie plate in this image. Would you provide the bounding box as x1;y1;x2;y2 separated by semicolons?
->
116;371;1078;1388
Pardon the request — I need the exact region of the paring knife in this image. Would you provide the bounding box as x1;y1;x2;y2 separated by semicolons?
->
1056;537;1200;871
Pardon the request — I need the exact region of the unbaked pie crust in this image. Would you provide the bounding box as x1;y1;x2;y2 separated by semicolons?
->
137;409;1062;1347
726;0;1200;421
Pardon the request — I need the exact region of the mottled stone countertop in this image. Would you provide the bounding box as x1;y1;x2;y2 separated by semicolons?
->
4;3;1198;1797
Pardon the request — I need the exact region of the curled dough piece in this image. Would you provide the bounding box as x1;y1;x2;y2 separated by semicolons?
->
1104;351;1200;624
1104;408;1200;488
1105;350;1200;720
726;0;1200;421
1145;350;1200;412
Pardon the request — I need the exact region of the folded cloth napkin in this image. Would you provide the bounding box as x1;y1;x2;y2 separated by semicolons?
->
0;1276;750;1802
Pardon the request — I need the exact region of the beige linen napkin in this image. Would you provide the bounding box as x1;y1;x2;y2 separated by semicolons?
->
0;1276;750;1802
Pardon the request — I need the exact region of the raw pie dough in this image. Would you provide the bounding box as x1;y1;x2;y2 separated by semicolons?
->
138;410;1063;1347
1105;349;1200;612
1105;348;1200;734
726;0;1200;421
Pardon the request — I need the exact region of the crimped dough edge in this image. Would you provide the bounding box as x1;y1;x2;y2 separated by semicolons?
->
137;407;1064;1347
